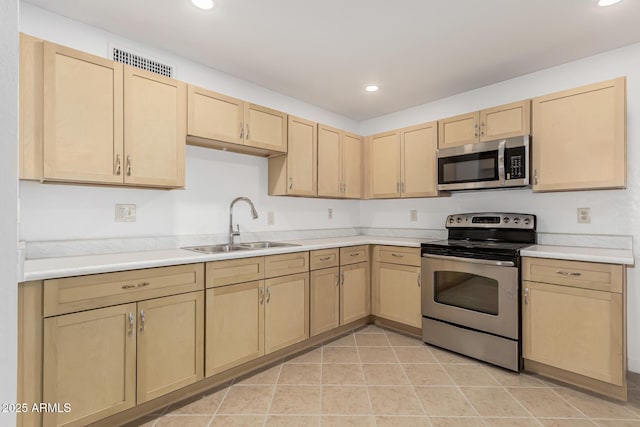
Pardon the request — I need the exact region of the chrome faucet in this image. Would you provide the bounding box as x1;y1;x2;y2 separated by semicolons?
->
229;197;259;245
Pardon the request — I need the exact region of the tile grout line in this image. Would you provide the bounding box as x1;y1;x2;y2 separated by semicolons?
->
319;340;324;426
352;330;376;422
385;328;433;426
205;380;234;427
547;386;597;423
259;361;283;427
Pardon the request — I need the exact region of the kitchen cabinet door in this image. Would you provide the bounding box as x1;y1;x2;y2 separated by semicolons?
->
43;303;136;427
187;85;244;145
269;116;316;196
522;281;624;386
480;100;530;142
264;273;310;354
438;111;479;149
310;267;340;337
317;124;343;198
532;77;626;192
370;131;401;198
340;262;370;324
342;132;363;198
136;292;204;403
43;41;124;184
205;281;265;377
244;103;287;153
373;263;421;328
401;121;438;198
124;66;186;188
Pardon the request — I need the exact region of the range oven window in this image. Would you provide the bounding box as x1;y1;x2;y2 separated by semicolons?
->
433;271;499;315
439;151;498;184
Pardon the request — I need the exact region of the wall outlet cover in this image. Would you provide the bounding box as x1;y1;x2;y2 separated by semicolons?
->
577;207;591;224
115;204;136;222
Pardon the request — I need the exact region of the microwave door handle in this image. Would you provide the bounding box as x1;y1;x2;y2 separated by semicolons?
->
422;253;515;267
498;140;506;184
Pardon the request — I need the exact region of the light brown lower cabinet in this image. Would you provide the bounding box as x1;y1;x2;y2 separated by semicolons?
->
310;266;340;337
372;246;422;329
43;291;204;427
206;273;309;377
340;262;370;324
522;257;626;400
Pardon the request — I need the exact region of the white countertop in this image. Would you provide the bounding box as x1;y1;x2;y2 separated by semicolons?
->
23;236;425;281
520;245;634;266
23;236;635;282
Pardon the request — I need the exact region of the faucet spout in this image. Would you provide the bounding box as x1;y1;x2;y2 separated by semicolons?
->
229;197;259;245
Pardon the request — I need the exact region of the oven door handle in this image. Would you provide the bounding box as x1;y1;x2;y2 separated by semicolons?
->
422;253;515;267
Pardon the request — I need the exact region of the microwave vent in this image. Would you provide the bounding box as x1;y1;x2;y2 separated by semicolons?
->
112;47;173;78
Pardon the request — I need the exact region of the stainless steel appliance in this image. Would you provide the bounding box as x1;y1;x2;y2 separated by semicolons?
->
437;135;530;191
421;212;536;371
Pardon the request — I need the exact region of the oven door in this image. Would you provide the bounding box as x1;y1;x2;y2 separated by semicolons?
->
421;253;518;339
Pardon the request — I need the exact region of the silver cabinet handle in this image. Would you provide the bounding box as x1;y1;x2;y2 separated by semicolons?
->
340;273;344;286
335;273;340;286
556;270;582;277
392;253;404;258
246;123;250;140
139;310;145;333
114;154;121;176
350;252;360;257
240;121;244;139
122;282;150;290
126;155;132;176
417;273;421;287
266;287;271;303
533;169;538;185
289;177;293;190
524;287;529;305
319;256;331;261
128;312;134;336
259;287;264;304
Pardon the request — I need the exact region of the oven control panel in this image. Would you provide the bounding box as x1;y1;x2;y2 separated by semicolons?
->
446;213;536;229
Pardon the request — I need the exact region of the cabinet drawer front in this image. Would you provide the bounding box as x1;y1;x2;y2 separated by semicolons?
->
44;264;204;317
206;257;264;288
310;248;339;270
265;252;309;278
522;257;623;293
374;245;420;266
340;245;369;265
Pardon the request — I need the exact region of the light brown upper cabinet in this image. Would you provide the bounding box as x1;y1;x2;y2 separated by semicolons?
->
187;84;287;156
19;35;186;188
438;100;531;149
367;121;438;198
531;77;626;192
268;116;317;196
317;125;363;198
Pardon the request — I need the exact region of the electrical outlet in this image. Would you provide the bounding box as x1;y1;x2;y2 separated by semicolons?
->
328;208;333;220
267;211;275;225
577;207;591;224
115;204;136;222
410;210;418;222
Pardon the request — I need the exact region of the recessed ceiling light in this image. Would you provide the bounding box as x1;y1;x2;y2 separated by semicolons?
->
191;0;214;10
598;0;622;6
365;85;379;92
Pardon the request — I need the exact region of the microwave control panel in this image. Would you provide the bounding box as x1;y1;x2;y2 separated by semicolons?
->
505;146;526;180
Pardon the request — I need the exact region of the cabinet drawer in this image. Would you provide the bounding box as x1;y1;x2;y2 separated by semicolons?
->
206;257;264;288
310;248;339;270
340;245;369;265
374;245;420;267
44;264;204;317
265;252;309;278
522;257;624;293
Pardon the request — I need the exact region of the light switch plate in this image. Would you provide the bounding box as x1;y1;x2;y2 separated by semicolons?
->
115;204;136;222
577;207;591;224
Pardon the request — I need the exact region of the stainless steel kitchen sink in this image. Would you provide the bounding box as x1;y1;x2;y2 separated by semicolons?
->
182;241;298;254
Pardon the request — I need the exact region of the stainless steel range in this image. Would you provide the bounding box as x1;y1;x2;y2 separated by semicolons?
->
421;212;536;371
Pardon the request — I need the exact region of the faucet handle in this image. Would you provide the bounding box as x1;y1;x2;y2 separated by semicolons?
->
232;224;241;237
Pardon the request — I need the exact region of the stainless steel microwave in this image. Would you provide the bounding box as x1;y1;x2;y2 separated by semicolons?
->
437;136;530;191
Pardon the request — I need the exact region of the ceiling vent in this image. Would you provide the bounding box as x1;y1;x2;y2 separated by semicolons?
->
112;47;173;78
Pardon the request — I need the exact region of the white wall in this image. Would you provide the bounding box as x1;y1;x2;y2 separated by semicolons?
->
0;0;19;424
359;42;640;371
18;4;361;241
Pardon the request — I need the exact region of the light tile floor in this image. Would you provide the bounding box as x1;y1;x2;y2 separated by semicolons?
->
134;325;640;427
